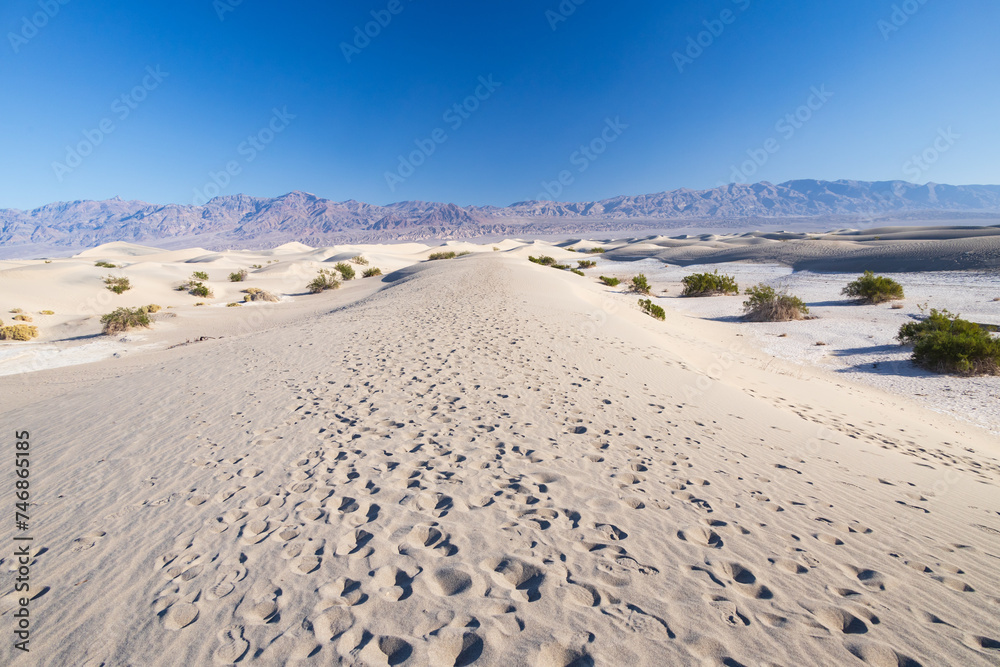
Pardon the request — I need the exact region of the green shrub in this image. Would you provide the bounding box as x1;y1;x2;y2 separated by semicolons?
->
187;281;213;298
457;251;471;257
194;302;206;307
628;274;651;295
251;264;263;269
363;267;383;278
429;251;457;261
682;270;739;297
95;260;117;268
229;269;248;282
13;314;32;322
842;271;904;304
0;324;38;341
350;255;369;265
192;271;209;281
528;255;556;266
742;284;810;322
243;288;279;302
638;298;665;321
227;302;242;307
308;269;340;294
103;275;132;294
587;247;605;254
566;247;576;252
898;309;1000;375
334;262;356;281
40;310;55;315
599;276;620;287
100;307;151;335
577;260;597;269
570;269;585;276
551;263;570;270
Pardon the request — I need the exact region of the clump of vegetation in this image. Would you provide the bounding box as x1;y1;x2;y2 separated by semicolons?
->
95;261;117;268
243;288;280;302
308;269;340;294
334;262;356;281
628;274;651;295
251;264;263;269
192;271;209;281
587;247;605;254
742;284;810;322
13;314;32;322
599;276;620;287
0;324;38;341
103;275;132;294
570;269;585;276
528;255;556;266
682;270;739;297
551;263;570;270
898;309;1000;375
638;298;665;321
40;310;55;315
493;246;500;251
100;307;151;335
350;255;369;265
842;270;904;304
577;260;596;269
179;279;213;298
429;251;457;261
227;302;242;307
363;267;383;278
194;302;206;307
9;308;23;313
457;251;471;257
229;269;248;282
144;304;162;313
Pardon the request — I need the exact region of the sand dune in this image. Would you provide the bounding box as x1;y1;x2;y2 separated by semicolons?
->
1;251;999;666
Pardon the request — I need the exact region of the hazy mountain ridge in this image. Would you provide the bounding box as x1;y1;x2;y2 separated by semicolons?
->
3;180;1000;256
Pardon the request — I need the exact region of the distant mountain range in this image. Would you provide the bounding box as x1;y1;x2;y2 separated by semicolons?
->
3;180;1000;257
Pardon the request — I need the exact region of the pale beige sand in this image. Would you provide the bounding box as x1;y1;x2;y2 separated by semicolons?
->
2;252;1000;666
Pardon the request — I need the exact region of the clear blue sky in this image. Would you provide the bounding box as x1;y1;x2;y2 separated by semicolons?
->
1;0;997;210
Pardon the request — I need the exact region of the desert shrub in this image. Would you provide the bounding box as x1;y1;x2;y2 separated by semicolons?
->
742;284;810;322
493;246;500;251
227;302;242;307
638;298;665;321
243;288;279;302
588;247;605;254
457;251;471;257
628;274;651;295
682;270;739;296
192;271;209;281
429;251;457;261
308;269;340;294
9;308;23;313
842;271;904;304
350;255;369;265
599;276;620;287
334;262;356;281
229;269;248;282
100;307;151;335
898;309;1000;375
95;261;117;268
551;263;570;270
0;325;38;341
13;314;32;322
44;260;52;264
40;310;55;315
103;275;132;294
363;267;383;278
251;264;263;269
144;304;162;313
528;255;556;266
577;260;597;269
194;302;206;307
570;269;585;276
187;281;213;298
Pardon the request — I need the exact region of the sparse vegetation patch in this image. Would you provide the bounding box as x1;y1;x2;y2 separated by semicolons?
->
13;315;32;322
350;255;369;265
103;275;132;294
429;251;457;261
334;262;356;281
898;308;1000;375
742;284;810;322
638;298;665;321
628;274;651;295
308;269;340;294
599;276;620;287
229;269;248;282
100;307;151;335
363;267;383;278
40;310;55;315
528;255;556;266
577;260;596;269
682;270;739;297
243;288;280;302
842;271;904;304
95;261;118;268
0;325;38;341
192;271;209;281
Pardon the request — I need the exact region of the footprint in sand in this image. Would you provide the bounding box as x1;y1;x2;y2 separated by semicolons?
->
163;602;199;630
71;531;107;552
214;626;250;664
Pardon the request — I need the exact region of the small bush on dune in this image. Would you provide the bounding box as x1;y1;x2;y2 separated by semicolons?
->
144;304;162;313
185;281;213;298
243;288;280;302
638;298;665;321
742;284;810;322
577;260;596;269
103;275;132;294
528;255;556;266
192;271;209;281
308;269;340;294
429;251;457;261
40;310;55;315
229;269;248;282
13;314;32;322
551;263;570;270
251;263;263;269
363;267;382;278
898;309;1000;375
227;302;242;307
682;270;739;297
842;271;904;304
100;307;151;335
570;269;585;276
0;324;38;341
334;262;356;281
599;276;620;287
628;274;651;295
457;250;471;257
9;308;23;313
195;302;206;307
587;247;605;254
94;261;117;268
350;255;369;265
